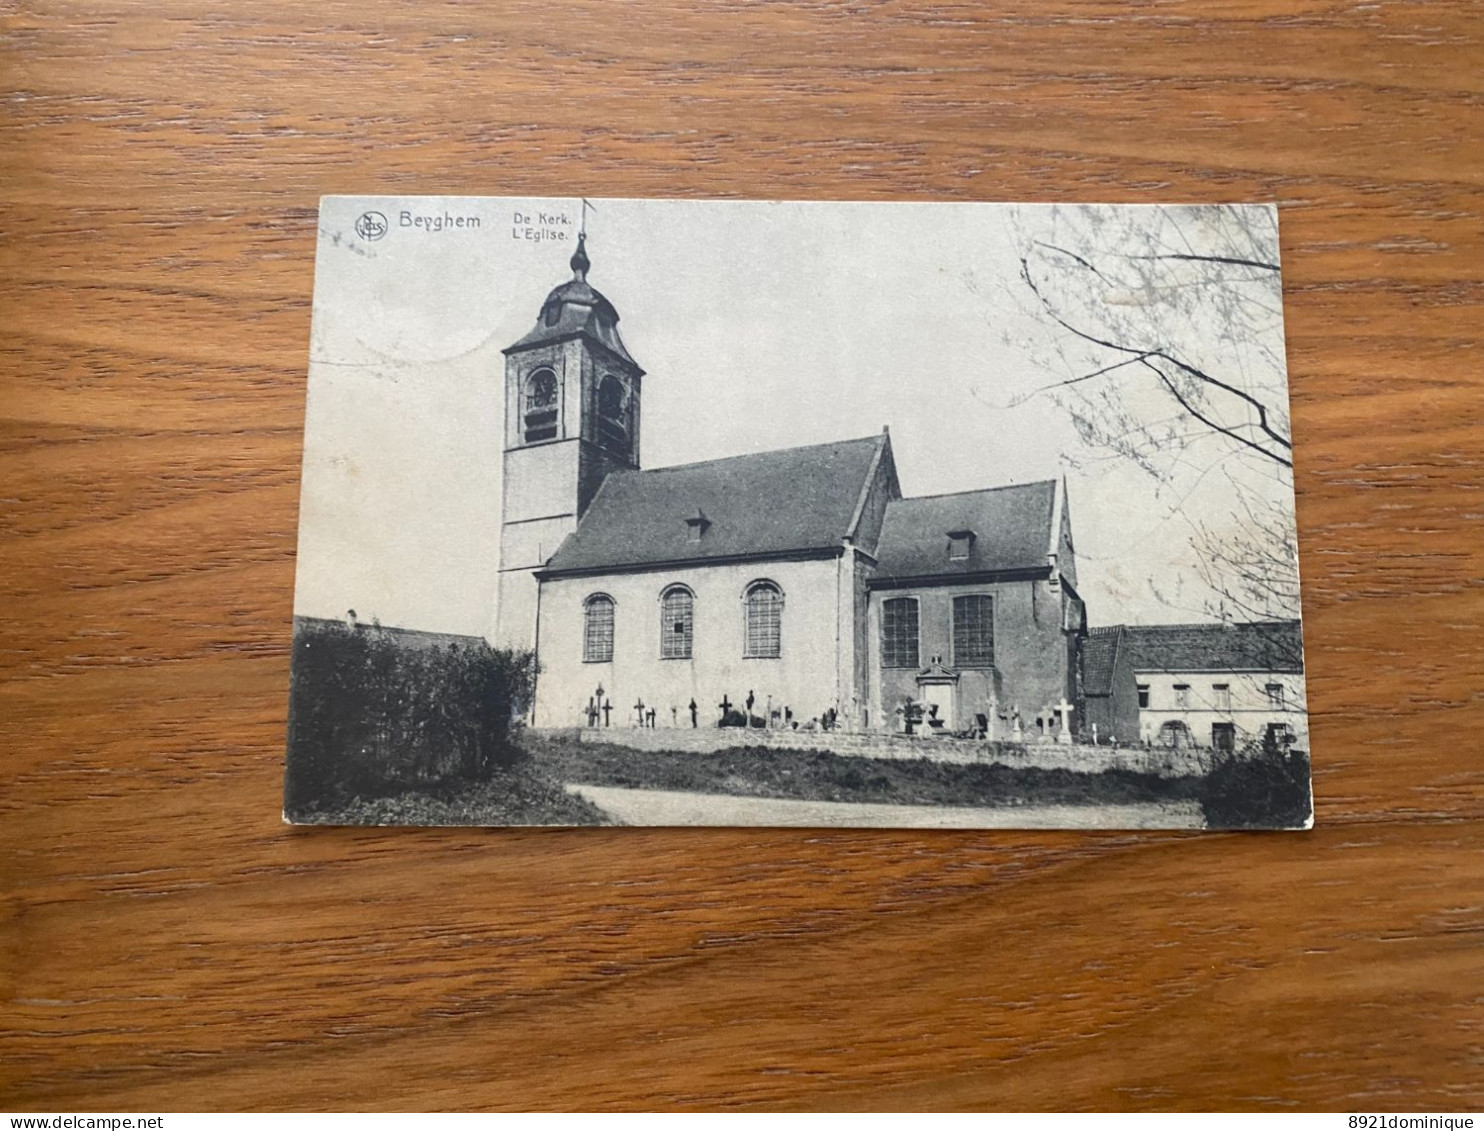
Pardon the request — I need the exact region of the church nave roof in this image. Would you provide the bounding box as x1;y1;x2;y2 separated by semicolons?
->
539;432;890;577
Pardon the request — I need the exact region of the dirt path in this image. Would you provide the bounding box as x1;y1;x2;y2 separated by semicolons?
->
567;784;1204;829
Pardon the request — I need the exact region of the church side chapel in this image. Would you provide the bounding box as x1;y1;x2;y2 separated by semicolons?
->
495;236;1088;741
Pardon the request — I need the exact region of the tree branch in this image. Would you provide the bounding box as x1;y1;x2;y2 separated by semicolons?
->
1126;253;1279;272
1032;240;1113;283
1140;358;1293;469
1010;353;1154;405
1020;255;1293;465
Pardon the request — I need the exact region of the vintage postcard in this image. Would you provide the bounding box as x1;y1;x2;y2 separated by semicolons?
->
285;197;1312;830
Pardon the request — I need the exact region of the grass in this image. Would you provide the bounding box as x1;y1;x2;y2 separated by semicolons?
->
285;732;1307;829
285;760;612;827
526;732;1203;812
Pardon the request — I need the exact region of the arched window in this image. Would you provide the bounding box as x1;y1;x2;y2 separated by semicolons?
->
880;597;919;669
1157;720;1193;749
744;581;783;658
583;594;614;663
660;585;693;659
597;375;627;450
523;368;559;443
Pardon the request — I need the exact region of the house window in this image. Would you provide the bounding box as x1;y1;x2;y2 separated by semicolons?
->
597;375;627;451
1212;683;1231;710
1266;682;1286;709
523;369;559;443
1173;683;1190;708
744;581;783;658
952;595;994;668
1137;683;1150;709
881;597;919;669
660;585;693;659
583;594;614;663
1158;720;1193;748
948;529;975;561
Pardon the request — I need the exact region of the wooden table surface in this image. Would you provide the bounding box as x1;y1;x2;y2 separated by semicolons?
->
3;0;1482;1113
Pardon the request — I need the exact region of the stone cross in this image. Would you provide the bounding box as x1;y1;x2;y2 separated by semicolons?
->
1055;698;1076;745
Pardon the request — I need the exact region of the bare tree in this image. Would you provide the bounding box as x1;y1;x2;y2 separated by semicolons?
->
993;204;1301;642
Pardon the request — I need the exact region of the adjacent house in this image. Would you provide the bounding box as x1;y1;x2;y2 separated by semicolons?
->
1119;621;1307;752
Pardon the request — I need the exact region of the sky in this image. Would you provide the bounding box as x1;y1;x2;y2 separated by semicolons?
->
295;196;1296;638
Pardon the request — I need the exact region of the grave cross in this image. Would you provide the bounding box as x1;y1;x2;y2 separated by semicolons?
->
1055;698;1076;745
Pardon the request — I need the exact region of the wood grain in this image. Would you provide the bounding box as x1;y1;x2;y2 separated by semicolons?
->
2;0;1482;1112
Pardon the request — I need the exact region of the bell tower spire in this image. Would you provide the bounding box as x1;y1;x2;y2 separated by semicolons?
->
569;231;590;282
494;225;645;651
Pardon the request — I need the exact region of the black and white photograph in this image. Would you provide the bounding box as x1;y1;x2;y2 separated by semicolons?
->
285;196;1312;830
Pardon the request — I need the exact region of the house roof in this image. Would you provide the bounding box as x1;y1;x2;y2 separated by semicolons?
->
540;433;889;576
1082;625;1125;696
869;480;1057;585
1120;620;1304;674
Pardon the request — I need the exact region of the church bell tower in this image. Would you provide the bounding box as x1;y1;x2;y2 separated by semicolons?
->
494;234;643;651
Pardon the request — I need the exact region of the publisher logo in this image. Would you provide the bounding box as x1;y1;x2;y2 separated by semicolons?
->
355;211;389;241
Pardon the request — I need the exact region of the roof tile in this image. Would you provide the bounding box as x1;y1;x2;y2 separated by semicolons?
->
1120;621;1304;673
870;481;1057;583
1082;625;1124;695
541;434;886;575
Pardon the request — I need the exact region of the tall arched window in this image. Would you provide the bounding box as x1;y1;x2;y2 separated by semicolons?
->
523;368;559;443
583;594;614;663
597;375;627;450
660;585;693;659
744;580;783;658
880;597;919;669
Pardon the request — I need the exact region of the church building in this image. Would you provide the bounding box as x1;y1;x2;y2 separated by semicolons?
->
494;237;1087;738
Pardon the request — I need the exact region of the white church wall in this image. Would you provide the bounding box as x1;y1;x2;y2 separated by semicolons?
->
493;567;539;653
534;557;844;729
501;441;582;526
494;442;582;650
